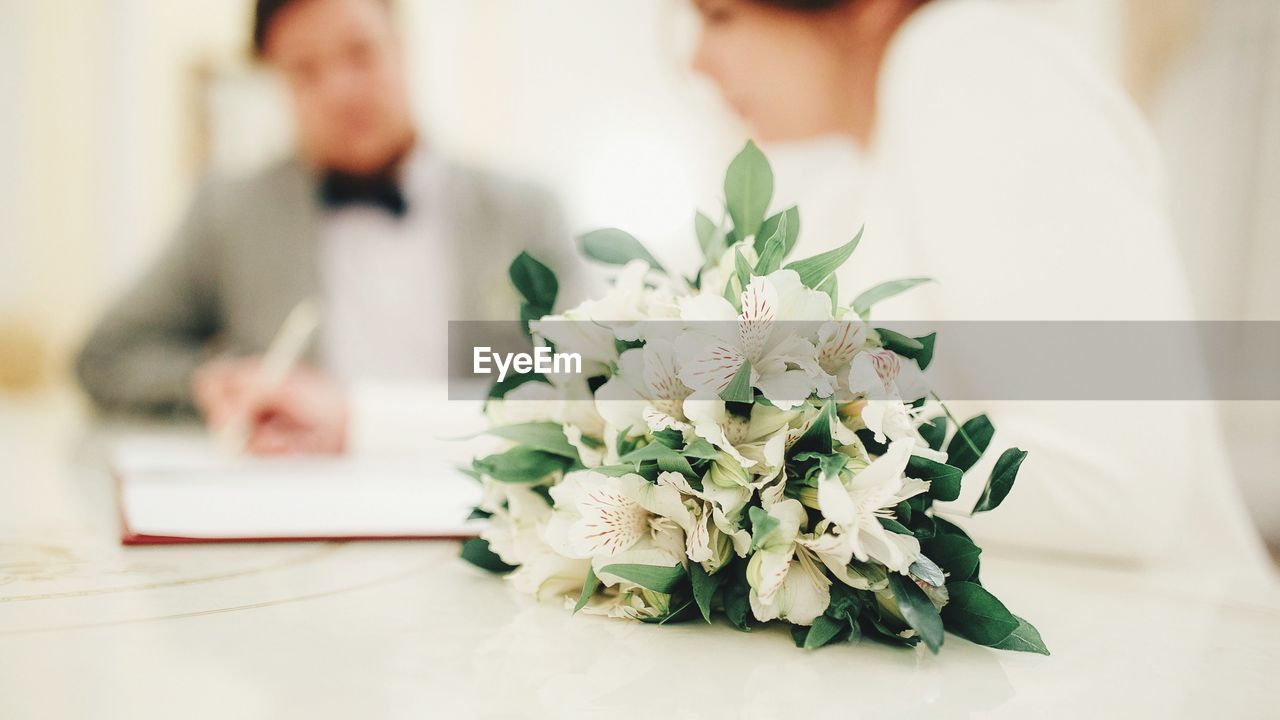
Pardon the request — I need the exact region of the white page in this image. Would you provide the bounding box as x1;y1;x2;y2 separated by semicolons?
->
115;437;486;539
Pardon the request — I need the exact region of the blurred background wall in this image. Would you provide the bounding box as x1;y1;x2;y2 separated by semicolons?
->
0;0;1275;544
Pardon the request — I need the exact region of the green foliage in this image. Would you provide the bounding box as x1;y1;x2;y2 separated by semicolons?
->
482;422;580;460
975;448;1027;513
992;615;1050;655
724;140;774;240
784;227;863;289
473;447;571;484
852;278;933;317
888;573;945;654
755;206;800;257
599;563;686;594
460;537;516;574
573;567;601;614
690;563;722;624
748;506;780;550
940;581;1021;646
921;533;982;582
946;414;996;473
579;228;666;272
509;252;558;339
719;361;755;404
906;456;963;502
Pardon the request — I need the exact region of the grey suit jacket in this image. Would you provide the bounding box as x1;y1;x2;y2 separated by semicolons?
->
76;156;580;414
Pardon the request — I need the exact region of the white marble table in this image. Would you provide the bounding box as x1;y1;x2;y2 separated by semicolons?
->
2;390;1278;719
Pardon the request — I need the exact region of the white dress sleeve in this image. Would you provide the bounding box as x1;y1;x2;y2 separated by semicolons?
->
867;0;1268;571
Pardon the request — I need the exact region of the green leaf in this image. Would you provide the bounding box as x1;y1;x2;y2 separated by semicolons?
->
719;360;754;404
486;371;549;401
482;422;579;460
918;414;947;451
753;212;788;276
681;437;720;460
617;442;697;478
724;140;774;240
579;228;666;272
888;573;945;654
508;251;559;312
946;414;995;473
573;567;600;614
755;206;800;257
690;563;722;624
598;563;685;594
875;327;924;354
783;226;863;289
877;516;912;536
723;576;752;631
748;505;780;550
907;456;963;502
460;537;516;575
852;278;932;317
791;400;835;455
695;210;726;262
733;248;754;295
912;333;937;371
803;614;847;649
473;447;571;484
921;533;982;581
975;447;1027;513
991;614;1050;655
815;273;838;313
932;515;973;543
940;581;1020;646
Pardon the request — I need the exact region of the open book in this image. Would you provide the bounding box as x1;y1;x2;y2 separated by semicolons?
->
113;437;485;544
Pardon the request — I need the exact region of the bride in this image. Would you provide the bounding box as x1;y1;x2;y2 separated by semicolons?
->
689;0;1269;573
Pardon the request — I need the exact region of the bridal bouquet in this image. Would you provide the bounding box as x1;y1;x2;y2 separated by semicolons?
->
461;142;1047;654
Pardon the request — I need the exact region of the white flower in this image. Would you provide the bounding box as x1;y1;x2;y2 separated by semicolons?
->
815;439;929;574
745;499;831;626
594;339;692;437
815;313;871;400
484;374;607;441
542;470;697;584
676;269;834;410
847;348;944;461
657;471;752;570
531;261;681;363
683;397;799;483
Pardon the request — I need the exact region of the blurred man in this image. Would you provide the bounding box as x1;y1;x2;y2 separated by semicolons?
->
77;0;574;453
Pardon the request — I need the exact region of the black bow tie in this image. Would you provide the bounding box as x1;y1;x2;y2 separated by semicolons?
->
319;169;408;217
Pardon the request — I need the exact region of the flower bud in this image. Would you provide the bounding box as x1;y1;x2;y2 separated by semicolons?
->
708;451;751;488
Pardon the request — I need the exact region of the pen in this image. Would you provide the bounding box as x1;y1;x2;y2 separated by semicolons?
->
217;298;321;455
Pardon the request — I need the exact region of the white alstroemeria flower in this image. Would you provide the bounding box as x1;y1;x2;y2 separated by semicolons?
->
543;470;697;584
815;313;871;400
847;348;944;461
587;260;683;342
683;397;799;483
594;339;693;437
676;269;834;410
485;374;607;441
657;471;752;570
575;583;672;621
532;261;681;359
815;439;930;574
507;542;594;602
746;499;831;626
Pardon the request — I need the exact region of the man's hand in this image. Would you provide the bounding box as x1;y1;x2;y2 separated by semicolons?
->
192;357;350;456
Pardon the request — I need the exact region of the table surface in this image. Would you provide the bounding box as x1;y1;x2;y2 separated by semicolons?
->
2;390;1278;720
